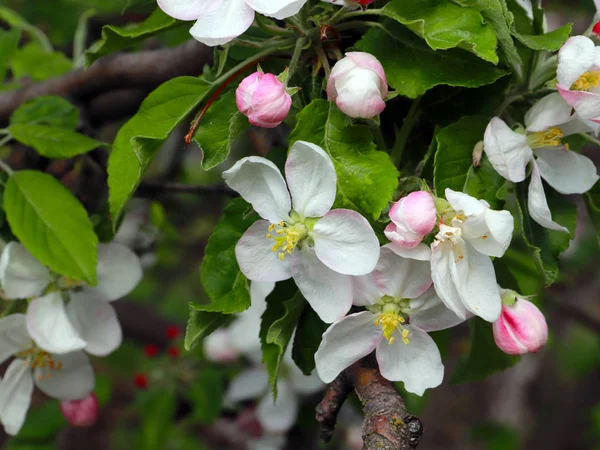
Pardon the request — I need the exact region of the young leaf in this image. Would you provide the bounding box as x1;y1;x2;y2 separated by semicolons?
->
4;170;98;284
108;76;211;225
9;124;104;158
0;28;20;83
0;5;52;52
10;96;79;129
292;307;328;375
289;99;398;220
357;21;507;98
185;308;230;351
137;390;177;450
9;43;72;82
188;369;224;424
463;156;506;210
382;0;499;63
512;24;572;51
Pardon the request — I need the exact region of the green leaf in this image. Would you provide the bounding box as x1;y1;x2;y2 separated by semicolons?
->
463;155;506;209
382;0;498;63
0;28;20;82
356;21;508;98
289;99;398;219
584;180;600;244
192;91;251;170
512;23;572;51
185;308;230;351
515;181;576;285
9;124;104;158
434;115;489;196
198;198;258;314
108;76;211;225
85;8;182;67
292;306;328;375
4;170;98;284
0;6;52;52
188;369;224;424
138;390;177;450
11;401;65;442
10;96;79;129
9;43;72;82
450;317;520;384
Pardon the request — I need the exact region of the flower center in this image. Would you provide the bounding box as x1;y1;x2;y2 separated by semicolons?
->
571;71;600;91
527;127;564;148
267;221;308;261
58;276;84;290
17;347;63;380
373;302;409;345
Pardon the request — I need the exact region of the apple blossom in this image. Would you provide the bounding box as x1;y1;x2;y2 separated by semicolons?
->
431;189;513;323
321;0;374;8
493;289;548;355
0;314;94;435
556;36;600;122
60;392;99;427
385;191;437;248
157;0;307;46
327;52;388;119
236;71;292;129
315;246;463;395
0;242;142;356
484;93;599;231
222;141;380;323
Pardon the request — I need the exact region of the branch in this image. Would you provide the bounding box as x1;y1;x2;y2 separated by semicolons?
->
135;182;237;198
0;40;212;124
316;358;423;449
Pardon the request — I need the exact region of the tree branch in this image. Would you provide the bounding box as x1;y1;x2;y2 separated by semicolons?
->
316;358;423;449
0;40;212;124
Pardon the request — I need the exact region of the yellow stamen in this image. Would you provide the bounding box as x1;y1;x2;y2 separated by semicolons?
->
528;127;564;148
571;71;600;91
402;329;410;345
267;221;308;261
374;312;407;345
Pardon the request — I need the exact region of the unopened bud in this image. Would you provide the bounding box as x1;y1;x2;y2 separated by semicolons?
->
385;191;436;248
472;140;484;167
236;71;292;128
59;393;99;427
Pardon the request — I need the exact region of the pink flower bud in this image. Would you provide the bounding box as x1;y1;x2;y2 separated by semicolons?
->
327;52;387;119
236;72;292;128
384;191;436;248
493;296;548;355
59;393;99;427
203;329;239;363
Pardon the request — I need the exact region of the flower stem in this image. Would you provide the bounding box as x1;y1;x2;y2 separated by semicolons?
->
580;132;600;148
287;37;308;86
314;43;331;79
0;158;14;176
254;14;295;37
0;134;12;148
367;119;386;151
342;8;384;19
391;97;421;166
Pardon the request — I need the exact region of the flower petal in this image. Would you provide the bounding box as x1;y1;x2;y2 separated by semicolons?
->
430;240;468;320
527;162;569;232
223;157;291;224
524;93;574;132
288;364;324;395
236;220;293;282
285;141;336;219
385;242;431;261
315;312;382;383
34;351;95;400
257;379;298;433
407;288;464;332
291;248;353;323
189;0;255;46
556;85;600;121
312;209;379;276
352;273;383;306
157;0;207;20
376;325;443;396
0;242;51;299
246;0;307;19
483;117;532;183
0;359;33;436
373;247;432;300
90;243;142;301
535;148;599;194
0;314;32;364
26;292;87;354
557;36;596;87
66;290;122;357
226;368;269;403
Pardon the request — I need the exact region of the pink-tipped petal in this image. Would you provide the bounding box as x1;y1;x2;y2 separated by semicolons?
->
493;298;548;355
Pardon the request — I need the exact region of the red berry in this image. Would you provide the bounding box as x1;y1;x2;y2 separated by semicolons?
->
134;373;149;389
144;344;160;358
594;21;600;36
166;325;181;340
167;346;180;359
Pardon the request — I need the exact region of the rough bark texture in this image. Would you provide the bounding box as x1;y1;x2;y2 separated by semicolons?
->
316;358;423;449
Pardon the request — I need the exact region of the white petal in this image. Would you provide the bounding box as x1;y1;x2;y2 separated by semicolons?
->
312;209;379;276
376;325;443;396
483;118;532;182
373;247;432;300
250;281;275;305
527;162;569;232
0;242;51;299
352;273;383;306
407;288;464;332
385;242;431;261
535;148;599;194
315;312;382;383
157;0;206;21
291;248;353;323
189;0;255;46
229;313;263;356
430;240;468;320
557;36;596;87
464;208;514;258
257;379;298;433
0;314;32;365
34;351;95;400
223;157;291;223
226;368;269;403
91;243;142;301
525;93;574;132
247;0;307;19
0;359;33;436
285;141;336;219
66;290;122;357
26;293;87;354
445;188;487;216
236;220;293;282
288;365;324;395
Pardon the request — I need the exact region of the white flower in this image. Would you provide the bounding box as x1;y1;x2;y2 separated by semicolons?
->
315;246;462;395
157;0;307;46
223;141;380;323
0;242;142;356
0;314;94;435
484;93;599;231
431;189;514;323
225;351;324;434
